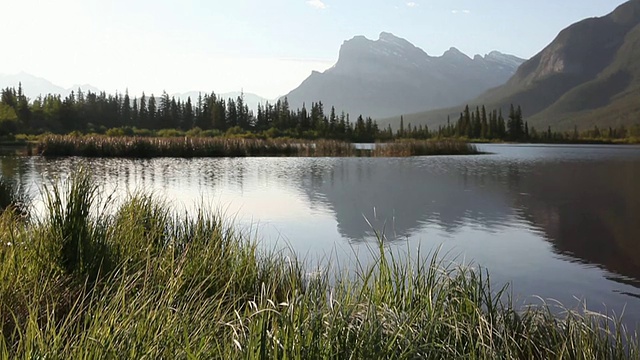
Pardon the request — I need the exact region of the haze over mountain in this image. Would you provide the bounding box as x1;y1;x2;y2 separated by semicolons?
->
0;72;100;100
0;73;270;113
383;0;640;131
282;32;525;119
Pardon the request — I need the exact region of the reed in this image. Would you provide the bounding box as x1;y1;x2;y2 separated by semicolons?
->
0;169;636;358
36;135;351;158
35;135;479;158
372;139;479;156
0;177;28;218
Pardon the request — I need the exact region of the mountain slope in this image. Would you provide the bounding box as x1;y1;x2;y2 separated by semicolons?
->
0;72;68;98
0;72;102;99
282;32;524;119
382;0;640;131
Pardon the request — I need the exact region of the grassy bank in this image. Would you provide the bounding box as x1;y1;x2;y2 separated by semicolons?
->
0;169;637;358
35;135;479;158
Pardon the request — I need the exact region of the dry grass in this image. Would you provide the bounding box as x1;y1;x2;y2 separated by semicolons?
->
35;135;479;158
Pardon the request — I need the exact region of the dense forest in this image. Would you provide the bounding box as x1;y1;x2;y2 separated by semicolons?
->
399;104;640;143
0;84;638;143
0;84;382;142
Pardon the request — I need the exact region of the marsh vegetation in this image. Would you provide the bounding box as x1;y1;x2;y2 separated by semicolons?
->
35;135;479;158
0;169;637;358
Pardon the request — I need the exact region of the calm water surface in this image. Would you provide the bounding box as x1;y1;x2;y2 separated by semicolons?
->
2;144;640;327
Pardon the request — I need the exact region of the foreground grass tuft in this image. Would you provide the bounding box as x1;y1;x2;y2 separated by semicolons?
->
35;135;479;158
0;177;28;218
0;169;636;358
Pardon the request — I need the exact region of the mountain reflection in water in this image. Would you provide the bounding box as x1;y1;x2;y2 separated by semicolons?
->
2;144;640;327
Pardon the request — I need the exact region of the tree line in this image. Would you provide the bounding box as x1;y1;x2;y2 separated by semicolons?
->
396;104;640;143
1;84;638;143
0;84;383;142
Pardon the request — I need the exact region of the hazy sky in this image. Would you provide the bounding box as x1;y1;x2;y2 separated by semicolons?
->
0;0;629;99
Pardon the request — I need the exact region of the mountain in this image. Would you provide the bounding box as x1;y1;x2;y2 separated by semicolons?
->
0;72;101;99
281;32;525;119
0;72;67;98
382;0;640;131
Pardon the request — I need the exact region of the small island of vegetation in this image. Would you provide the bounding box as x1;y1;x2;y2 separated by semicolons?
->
35;136;479;158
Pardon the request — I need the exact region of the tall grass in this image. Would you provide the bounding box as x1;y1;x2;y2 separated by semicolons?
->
35;135;479;158
0;177;28;218
0;169;636;358
373;139;479;156
36;135;354;157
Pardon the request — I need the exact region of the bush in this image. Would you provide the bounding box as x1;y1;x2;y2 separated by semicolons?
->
132;128;154;137
185;127;203;137
105;127;134;137
157;128;184;137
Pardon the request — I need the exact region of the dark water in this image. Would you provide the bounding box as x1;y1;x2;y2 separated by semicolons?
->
2;144;640;327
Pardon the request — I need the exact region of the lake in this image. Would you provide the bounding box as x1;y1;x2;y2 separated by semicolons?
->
2;143;640;328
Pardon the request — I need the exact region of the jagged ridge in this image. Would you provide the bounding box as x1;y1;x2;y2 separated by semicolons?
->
382;0;640;131
282;32;524;119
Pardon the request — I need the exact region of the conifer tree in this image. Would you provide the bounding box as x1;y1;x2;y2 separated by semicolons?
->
148;94;157;129
183;97;194;130
122;91;131;126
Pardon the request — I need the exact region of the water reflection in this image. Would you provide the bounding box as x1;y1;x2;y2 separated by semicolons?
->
2;144;640;326
290;150;640;289
512;160;640;286
295;157;516;241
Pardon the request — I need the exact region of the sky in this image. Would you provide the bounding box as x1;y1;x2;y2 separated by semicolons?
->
0;0;630;99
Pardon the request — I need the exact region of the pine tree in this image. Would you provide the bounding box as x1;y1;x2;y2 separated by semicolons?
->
122;90;131;126
226;98;238;129
300;103;309;131
480;105;488;139
328;106;337;134
365;117;373;140
132;98;139;127
139;93;148;128
515;105;524;140
498;109;506;139
169;97;180;129
183;97;194;130
159;92;172;129
16;82;31;129
236;93;250;130
507;104;516;140
148;94;157;129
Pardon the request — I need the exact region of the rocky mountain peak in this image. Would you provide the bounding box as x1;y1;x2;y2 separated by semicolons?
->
442;47;469;60
610;0;640;25
378;32;416;49
484;51;526;68
389;0;640;132
284;32;524;119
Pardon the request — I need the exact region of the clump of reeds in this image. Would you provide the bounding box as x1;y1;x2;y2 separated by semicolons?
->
35;135;359;158
35;135;479;158
0;176;28;218
372;139;479;156
0;169;636;358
